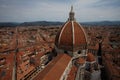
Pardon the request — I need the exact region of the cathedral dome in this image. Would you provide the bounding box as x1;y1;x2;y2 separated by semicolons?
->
55;6;87;52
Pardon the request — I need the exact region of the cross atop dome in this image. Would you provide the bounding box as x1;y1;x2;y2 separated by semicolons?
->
69;5;75;21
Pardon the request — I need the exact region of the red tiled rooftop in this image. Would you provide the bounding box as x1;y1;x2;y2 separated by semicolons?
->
77;57;86;64
104;54;112;60
104;59;120;78
33;53;71;80
17;61;35;80
88;43;99;50
67;65;78;80
0;53;14;80
86;53;95;62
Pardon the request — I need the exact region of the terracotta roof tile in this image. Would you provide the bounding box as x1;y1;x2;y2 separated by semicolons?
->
0;53;14;80
67;65;78;80
34;54;71;80
86;53;95;62
77;57;86;64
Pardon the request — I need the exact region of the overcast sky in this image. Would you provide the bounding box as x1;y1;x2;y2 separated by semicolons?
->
0;0;120;22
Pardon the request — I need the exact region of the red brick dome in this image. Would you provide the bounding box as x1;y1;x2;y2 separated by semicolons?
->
55;6;87;52
55;21;87;51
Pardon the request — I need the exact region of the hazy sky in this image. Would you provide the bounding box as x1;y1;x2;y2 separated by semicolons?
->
0;0;120;22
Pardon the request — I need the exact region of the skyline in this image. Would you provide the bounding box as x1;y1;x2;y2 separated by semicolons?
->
0;0;120;22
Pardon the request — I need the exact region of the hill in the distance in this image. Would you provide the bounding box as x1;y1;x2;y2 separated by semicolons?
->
0;21;120;27
81;21;120;26
0;22;20;27
20;21;63;26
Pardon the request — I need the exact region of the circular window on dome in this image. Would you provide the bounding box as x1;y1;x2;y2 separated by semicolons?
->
78;50;81;54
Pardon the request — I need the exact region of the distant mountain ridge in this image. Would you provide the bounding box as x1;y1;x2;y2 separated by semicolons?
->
81;21;120;26
0;22;20;27
20;21;63;26
0;21;120;27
